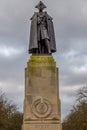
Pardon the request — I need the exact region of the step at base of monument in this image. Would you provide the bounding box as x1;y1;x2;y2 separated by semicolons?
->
22;123;62;130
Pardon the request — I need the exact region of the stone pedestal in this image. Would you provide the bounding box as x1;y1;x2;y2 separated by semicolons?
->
22;55;62;130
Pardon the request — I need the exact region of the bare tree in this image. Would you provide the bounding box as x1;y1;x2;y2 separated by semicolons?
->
63;87;87;130
77;86;87;103
0;90;23;130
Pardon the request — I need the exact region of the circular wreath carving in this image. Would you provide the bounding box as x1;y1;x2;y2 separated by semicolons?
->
31;98;51;118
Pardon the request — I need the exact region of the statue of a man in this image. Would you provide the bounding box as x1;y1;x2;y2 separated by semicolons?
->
29;1;56;54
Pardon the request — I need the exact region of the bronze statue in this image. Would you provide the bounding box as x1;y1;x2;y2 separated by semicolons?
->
29;1;56;54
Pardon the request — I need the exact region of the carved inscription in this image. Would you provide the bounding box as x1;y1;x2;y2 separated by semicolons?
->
35;124;49;130
34;124;58;130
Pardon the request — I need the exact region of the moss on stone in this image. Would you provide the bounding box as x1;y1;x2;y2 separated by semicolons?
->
24;118;32;121
52;117;59;121
27;56;56;76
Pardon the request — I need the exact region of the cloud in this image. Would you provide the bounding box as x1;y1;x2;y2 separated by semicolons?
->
0;80;24;111
0;45;23;57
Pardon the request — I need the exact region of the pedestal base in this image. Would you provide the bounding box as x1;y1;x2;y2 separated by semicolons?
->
23;122;62;130
22;55;62;130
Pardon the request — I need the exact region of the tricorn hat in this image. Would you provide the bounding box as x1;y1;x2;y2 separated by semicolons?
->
35;1;46;10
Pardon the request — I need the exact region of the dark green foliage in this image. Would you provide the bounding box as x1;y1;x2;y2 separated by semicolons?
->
0;91;23;130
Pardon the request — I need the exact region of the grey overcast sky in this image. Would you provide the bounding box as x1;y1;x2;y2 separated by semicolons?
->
0;0;87;120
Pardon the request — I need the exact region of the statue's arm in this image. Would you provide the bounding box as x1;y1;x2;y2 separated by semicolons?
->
45;12;53;20
30;12;37;20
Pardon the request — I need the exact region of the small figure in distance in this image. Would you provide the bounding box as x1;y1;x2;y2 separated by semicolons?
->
29;1;56;55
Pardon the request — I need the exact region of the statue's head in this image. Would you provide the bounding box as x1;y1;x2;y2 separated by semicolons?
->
35;1;46;12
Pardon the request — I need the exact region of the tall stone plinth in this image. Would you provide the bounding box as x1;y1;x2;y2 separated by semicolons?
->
22;55;62;130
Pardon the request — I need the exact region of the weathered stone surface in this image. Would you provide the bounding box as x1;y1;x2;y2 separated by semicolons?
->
22;56;62;130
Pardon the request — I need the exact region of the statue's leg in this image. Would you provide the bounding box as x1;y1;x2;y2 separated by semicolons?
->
36;49;39;54
38;41;41;54
42;41;45;54
45;39;51;54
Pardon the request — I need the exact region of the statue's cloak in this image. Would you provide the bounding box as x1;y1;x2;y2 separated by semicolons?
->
29;12;56;53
